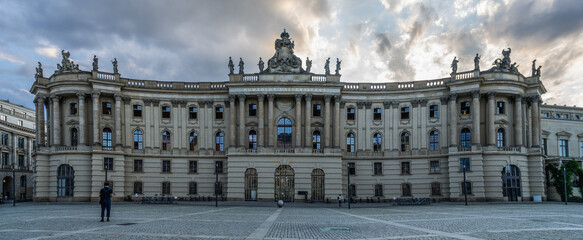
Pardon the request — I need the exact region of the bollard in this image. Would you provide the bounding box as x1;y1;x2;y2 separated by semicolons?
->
277;200;284;208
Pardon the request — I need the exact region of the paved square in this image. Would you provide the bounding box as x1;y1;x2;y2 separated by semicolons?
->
1;202;583;239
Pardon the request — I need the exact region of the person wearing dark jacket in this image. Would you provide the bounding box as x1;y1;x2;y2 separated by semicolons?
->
99;182;113;222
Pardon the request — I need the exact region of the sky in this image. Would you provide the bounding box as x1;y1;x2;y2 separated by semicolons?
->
1;0;582;110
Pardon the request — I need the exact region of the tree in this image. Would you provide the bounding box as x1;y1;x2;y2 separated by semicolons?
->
546;160;583;201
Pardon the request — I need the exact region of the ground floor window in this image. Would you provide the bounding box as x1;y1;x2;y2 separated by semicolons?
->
57;164;74;197
374;184;383;196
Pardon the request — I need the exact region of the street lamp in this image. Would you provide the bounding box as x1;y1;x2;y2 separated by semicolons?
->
563;167;568;205
463;164;468;206
215;162;219;208
347;163;351;209
12;163;16;207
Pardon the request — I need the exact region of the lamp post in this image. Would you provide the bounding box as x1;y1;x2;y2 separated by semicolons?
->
463;164;468;206
563;167;568;205
12;163;16;207
347;163;351;209
505;165;510;202
215;162;219;208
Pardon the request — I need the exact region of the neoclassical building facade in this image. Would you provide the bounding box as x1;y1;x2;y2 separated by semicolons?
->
31;32;552;202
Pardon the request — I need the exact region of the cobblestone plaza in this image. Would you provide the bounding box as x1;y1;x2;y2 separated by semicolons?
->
1;202;583;239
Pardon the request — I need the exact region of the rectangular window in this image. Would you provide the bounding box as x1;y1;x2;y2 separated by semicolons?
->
349;184;356;196
189;182;197;195
104;157;114;170
215;182;223;195
559;140;569;157
18;120;23;126
248;104;257;116
430;160;440;174
1;152;9;166
162;182;171;195
401;107;410;120
460;158;471;171
162;160;171;173
102;102;112;115
431;182;441;196
133;159;143;172
580;141;583;158
18;155;24;166
460;101;471;115
402;183;412;197
347;162;355;175
429;105;439;118
134;182;143;194
401;162;411;175
0;115;5;121
189;160;198;173
347;107;355;120
373;162;383;175
133;105;142;117
1;133;8;145
542;138;548;155
373;108;382;120
374;184;383;196
70;102;78;115
496;101;505;114
313;104;321;117
189;107;197;119
215;107;223;119
161;106;171;119
215;161;224;174
18;137;24;148
461;182;472;195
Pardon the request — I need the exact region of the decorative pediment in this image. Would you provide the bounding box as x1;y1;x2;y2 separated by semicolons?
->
246;120;258;127
495;119;509;125
556;131;572;137
541;130;550;136
66;120;79;125
577;133;583;139
312;122;325;128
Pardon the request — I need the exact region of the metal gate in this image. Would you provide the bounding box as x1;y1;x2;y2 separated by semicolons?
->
245;168;258;201
502;165;521;201
274;165;294;202
311;169;325;201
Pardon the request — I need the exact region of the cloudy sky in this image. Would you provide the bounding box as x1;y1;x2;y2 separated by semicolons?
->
1;0;582;109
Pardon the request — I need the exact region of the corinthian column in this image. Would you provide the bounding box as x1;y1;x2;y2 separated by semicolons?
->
334;95;341;148
36;96;46;146
471;91;481;146
295;94;302;148
257;94;265;147
531;96;541;147
92;91;101;145
229;95;236;147
267;94;274;147
487;92;496;146
324;95;331;148
448;93;458;147
304;94;312;148
114;94;122;147
77;92;86;145
514;95;523;146
238;95;246;147
51;95;61;146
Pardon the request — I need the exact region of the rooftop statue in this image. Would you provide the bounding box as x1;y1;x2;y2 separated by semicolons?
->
536;65;542;77
335;58;342;75
265;29;304;73
258;57;264;73
501;48;511;71
93;55;99;71
112;58;118;74
305;57;312;73
228;57;234;74
451;56;458;74
510;62;519;74
487;48;518;74
474;53;480;70
324;57;330;75
35;62;43;78
238;58;244;74
531;59;536;77
56;50;80;73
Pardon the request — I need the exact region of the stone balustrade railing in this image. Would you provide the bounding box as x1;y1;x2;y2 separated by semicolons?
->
97;72;116;81
342;79;447;92
454;70;476;80
497;146;520;152
55;146;77;151
122;79;229;91
311;75;326;82
243;75;259;82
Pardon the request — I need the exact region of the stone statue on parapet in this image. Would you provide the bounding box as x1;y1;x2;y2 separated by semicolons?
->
487;48;514;73
510;62;519;74
335;58;342;75
501;48;511;71
228;57;234;74
536;65;542;77
238;58;244;74
531;59;536;77
265;29;304;73
305;57;312;72
451;56;458;74
112;58;118;74
92;55;99;71
55;50;80;73
474;53;480;70
35;62;43;78
325;57;330;75
258;57;264;73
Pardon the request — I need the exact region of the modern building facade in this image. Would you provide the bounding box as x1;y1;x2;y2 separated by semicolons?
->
1;100;35;201
31;31;561;202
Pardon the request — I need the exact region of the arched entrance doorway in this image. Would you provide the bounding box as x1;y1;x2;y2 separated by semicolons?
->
502;165;521;201
274;165;294;202
311;169;325;201
245;168;258;201
2;176;12;199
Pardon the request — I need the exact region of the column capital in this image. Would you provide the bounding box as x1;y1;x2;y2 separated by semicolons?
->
411;100;420;107
529;95;541;104
471;90;481;98
364;102;372;109
151;99;160;107
391;101;400;108
383;101;392;109
122;96;132;103
35;95;47;104
205;100;214;108
267;94;275;101
49;94;60;103
76;92;86;100
440;96;449;105
228;95;236;102
334;95;342;102
419;99;428;107
91;91;101;98
487;91;497;100
448;93;458;101
304;94;312;102
295;94;303;102
171;100;182;107
356;102;365;109
114;94;123;101
237;94;246;101
257;94;265;102
324;95;332;102
340;101;346;108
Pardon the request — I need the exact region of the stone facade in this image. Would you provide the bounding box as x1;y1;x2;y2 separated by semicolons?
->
0;100;35;202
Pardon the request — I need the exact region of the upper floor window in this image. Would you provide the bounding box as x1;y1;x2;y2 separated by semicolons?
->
277;118;292;149
312;131;321;150
102;128;112;147
430;160;440;174
1;133;8;145
429;105;439;118
373;133;382;152
559;139;569;157
313;104;321;117
70;102;78;115
18;155;24;166
161;131;171;150
400;132;410;152
162;160;171;173
161;106;171;119
248;130;257;149
189;160;198;173
17;120;23;126
133;159;143;172
347;107;355;120
554;113;560;118
189;132;198;151
215;132;224;151
133;130;143;150
215;106;223;119
18;137;24;148
496;101;505;114
346;133;355;152
189;107;197;119
562;114;569;119
347;162;355;175
248;104;257;117
497;128;505;147
373;108;382;120
102;102;112;115
460;101;470;115
133;105;142;117
401;161;411;175
373;162;382;175
0;115;6;121
1;152;9;166
542;138;548;155
401;107;410;120
543;113;549;118
429;130;439;151
460;128;471;148
70;128;78;146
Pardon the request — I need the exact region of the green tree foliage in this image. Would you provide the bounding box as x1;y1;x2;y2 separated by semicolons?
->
546;160;583;201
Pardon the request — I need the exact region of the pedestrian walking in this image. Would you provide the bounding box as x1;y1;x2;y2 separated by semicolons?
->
338;194;342;207
99;182;113;222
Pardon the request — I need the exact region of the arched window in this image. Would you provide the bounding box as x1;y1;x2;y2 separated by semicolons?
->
189;132;198;151
102;128;112;147
162;131;171;150
400;132;410;152
460;128;471;148
70;128;78;146
312;131;321;150
248;130;257;149
57;164;74;197
373;133;382;152
277;118;292;149
497;128;505;147
133;130;143;150
215;132;224;151
429;130;439;151
346;133;355;152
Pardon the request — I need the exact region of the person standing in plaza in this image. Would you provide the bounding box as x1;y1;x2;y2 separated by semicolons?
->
338;194;342;207
99;182;113;222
